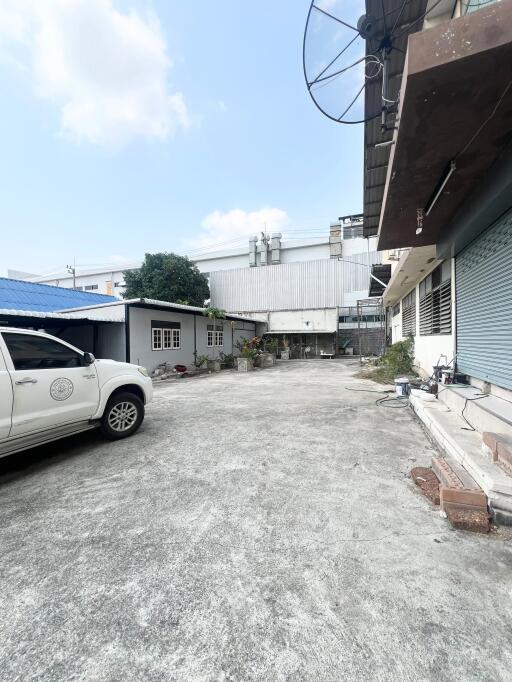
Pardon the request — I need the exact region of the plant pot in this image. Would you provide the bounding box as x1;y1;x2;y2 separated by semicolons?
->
207;359;221;372
280;349;290;360
256;352;274;368
236;357;254;372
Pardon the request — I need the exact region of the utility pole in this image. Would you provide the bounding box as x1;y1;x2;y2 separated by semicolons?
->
66;258;76;289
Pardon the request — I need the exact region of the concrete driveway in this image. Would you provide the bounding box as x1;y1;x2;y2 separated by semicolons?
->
1;359;511;681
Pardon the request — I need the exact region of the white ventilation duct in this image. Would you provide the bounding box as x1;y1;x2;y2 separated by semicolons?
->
249;235;258;267
259;233;269;266
271;232;282;264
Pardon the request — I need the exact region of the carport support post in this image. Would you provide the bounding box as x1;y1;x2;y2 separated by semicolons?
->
93;323;99;356
125;304;131;363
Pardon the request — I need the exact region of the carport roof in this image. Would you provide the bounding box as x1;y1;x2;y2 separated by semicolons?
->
58;298;262;323
0;276;118;313
0;309;120;325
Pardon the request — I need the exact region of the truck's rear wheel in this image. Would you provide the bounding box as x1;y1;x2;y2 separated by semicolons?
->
100;391;144;440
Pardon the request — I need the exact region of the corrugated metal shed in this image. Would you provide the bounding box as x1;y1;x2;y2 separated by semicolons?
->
0;277;118;313
209;256;381;313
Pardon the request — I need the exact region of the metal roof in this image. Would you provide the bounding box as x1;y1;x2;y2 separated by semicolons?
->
0;276;118;313
368;264;392;297
57;298;262;324
0;310;119;324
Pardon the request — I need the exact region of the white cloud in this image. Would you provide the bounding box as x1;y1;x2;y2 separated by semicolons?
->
0;0;189;145
189;208;290;251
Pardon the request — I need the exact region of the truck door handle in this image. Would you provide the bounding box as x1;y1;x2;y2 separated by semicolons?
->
15;378;38;385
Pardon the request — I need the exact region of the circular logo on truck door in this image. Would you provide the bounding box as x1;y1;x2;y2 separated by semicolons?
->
50;378;74;401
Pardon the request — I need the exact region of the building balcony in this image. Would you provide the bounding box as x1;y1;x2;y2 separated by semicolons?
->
376;1;512;250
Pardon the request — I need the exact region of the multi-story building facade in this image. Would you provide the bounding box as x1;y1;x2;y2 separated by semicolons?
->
8;264;139;298
194;215;383;357
359;0;512;524
362;0;512;392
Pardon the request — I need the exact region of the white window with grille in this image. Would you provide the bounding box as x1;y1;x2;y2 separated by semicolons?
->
152;321;181;351
152;328;162;350
207;325;224;347
401;289;416;336
419;261;451;335
163;328;172;349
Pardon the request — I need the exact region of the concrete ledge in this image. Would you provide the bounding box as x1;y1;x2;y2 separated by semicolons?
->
438;385;512;440
410;395;512;521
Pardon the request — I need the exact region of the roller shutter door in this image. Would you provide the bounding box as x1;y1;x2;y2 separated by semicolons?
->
456;208;512;390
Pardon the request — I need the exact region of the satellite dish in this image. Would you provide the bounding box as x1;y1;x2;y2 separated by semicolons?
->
302;1;435;128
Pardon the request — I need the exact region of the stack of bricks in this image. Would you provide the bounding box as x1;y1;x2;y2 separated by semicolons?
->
432;457;490;533
482;432;512;477
410;467;440;505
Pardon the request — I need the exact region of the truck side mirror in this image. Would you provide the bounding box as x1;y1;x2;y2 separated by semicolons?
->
83;352;96;365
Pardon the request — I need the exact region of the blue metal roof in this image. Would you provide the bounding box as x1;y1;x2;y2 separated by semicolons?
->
0;277;118;313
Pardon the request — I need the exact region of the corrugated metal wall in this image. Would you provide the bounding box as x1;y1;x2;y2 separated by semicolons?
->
209;254;380;312
456;208;512;389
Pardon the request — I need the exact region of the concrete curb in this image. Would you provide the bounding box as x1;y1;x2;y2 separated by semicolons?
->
410;394;512;522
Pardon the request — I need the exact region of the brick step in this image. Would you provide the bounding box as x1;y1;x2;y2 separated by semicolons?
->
482;433;512;478
432;456;487;513
410;393;511;525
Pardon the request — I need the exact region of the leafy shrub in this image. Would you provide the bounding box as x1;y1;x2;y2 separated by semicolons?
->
382;338;415;375
219;352;235;367
193;352;209;368
364;337;415;383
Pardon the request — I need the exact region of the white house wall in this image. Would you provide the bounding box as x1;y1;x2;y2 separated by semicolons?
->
390;260;456;377
31;270;129;297
267;309;338;333
194;252;249;274
64;303;127;321
127;307;256;371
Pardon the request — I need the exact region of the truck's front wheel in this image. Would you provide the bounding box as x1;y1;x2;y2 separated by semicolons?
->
100;391;144;440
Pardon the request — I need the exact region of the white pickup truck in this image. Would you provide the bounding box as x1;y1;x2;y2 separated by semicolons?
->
0;327;153;458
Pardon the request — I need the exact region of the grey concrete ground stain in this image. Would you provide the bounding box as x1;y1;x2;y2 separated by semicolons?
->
0;359;511;681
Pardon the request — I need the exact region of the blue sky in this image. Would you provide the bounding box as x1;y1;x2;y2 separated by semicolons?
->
0;0;365;276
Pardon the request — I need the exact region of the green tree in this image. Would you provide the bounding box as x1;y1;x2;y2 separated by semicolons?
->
123;252;209;306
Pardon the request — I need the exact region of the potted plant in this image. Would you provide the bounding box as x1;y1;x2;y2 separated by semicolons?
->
262;337;278;363
235;337;259;371
203;306;226;372
193;352;209;370
237;345;258;371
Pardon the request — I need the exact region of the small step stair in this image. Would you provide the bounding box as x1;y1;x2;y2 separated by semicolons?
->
410;392;512;525
438;385;512;441
482;432;512;477
432;456;487;513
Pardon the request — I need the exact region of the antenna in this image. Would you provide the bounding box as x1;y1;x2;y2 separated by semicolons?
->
302;1;442;131
66;259;76;289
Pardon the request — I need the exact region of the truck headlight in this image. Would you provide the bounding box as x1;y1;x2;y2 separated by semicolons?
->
138;366;149;377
